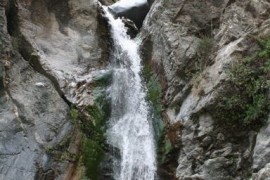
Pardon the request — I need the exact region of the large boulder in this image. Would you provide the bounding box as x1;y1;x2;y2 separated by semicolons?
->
108;0;149;28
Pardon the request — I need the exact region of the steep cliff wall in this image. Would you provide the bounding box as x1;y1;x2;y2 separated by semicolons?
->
1;0;270;179
141;0;270;179
0;0;112;179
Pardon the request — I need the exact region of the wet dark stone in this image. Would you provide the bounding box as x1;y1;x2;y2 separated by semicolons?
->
108;1;150;29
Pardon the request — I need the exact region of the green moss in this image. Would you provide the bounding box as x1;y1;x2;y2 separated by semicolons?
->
79;103;106;180
79;74;111;179
66;73;112;180
142;64;164;140
147;75;163;118
92;71;112;87
81;136;105;180
142;63;171;167
78;88;110;179
70;107;79;124
158;137;172;164
215;37;270;127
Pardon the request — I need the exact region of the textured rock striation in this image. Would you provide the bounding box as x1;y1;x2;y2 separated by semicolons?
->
1;0;72;179
1;0;112;179
140;0;270;179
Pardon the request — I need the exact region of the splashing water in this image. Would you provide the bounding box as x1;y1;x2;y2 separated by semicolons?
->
102;3;157;180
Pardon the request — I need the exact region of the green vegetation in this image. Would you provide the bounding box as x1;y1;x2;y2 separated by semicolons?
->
74;102;107;180
79;88;110;180
142;63;171;167
147;76;163;119
44;134;76;162
68;73;111;180
81;136;105;180
197;36;216;71
92;71;112;87
70;106;79;124
142;63;165;140
158;137;172;164
215;37;270;127
184;36;216;81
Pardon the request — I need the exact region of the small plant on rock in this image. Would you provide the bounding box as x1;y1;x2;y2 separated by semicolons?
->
197;36;216;71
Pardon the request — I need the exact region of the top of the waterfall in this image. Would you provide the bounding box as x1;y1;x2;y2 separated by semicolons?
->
110;0;147;9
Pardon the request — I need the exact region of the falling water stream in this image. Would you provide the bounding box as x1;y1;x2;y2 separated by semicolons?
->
101;1;157;180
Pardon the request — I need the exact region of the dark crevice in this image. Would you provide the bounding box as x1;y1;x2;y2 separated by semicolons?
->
0;51;8;98
28;51;71;106
224;0;236;11
195;17;220;38
6;0;18;36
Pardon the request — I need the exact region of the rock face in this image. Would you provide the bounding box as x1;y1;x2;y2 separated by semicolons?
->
1;1;72;179
1;0;270;179
140;0;270;179
0;0;112;179
253;117;270;172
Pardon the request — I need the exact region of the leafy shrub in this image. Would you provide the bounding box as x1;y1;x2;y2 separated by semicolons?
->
197;36;216;71
216;37;270;127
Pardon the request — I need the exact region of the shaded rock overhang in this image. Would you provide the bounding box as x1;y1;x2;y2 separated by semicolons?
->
108;0;150;29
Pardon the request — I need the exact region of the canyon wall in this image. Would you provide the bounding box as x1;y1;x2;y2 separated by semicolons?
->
1;0;270;179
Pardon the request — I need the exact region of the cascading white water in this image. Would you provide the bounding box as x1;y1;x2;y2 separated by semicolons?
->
102;2;157;180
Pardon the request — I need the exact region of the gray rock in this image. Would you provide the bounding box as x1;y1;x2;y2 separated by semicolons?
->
217;133;225;141
17;0;110;106
201;136;213;148
1;0;270;179
211;143;233;158
0;0;109;179
201;157;233;180
141;0;270;179
253;163;270;180
198;114;214;137
253;117;270;171
0;39;72;180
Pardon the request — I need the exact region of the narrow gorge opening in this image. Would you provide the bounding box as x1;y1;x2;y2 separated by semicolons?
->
99;0;157;179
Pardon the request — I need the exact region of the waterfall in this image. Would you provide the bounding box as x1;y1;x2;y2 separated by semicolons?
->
102;2;157;180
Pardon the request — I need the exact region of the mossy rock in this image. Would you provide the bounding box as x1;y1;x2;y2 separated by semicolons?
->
69;73;112;180
92;71;112;87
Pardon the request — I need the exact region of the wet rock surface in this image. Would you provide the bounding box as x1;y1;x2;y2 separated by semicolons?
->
108;0;150;28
